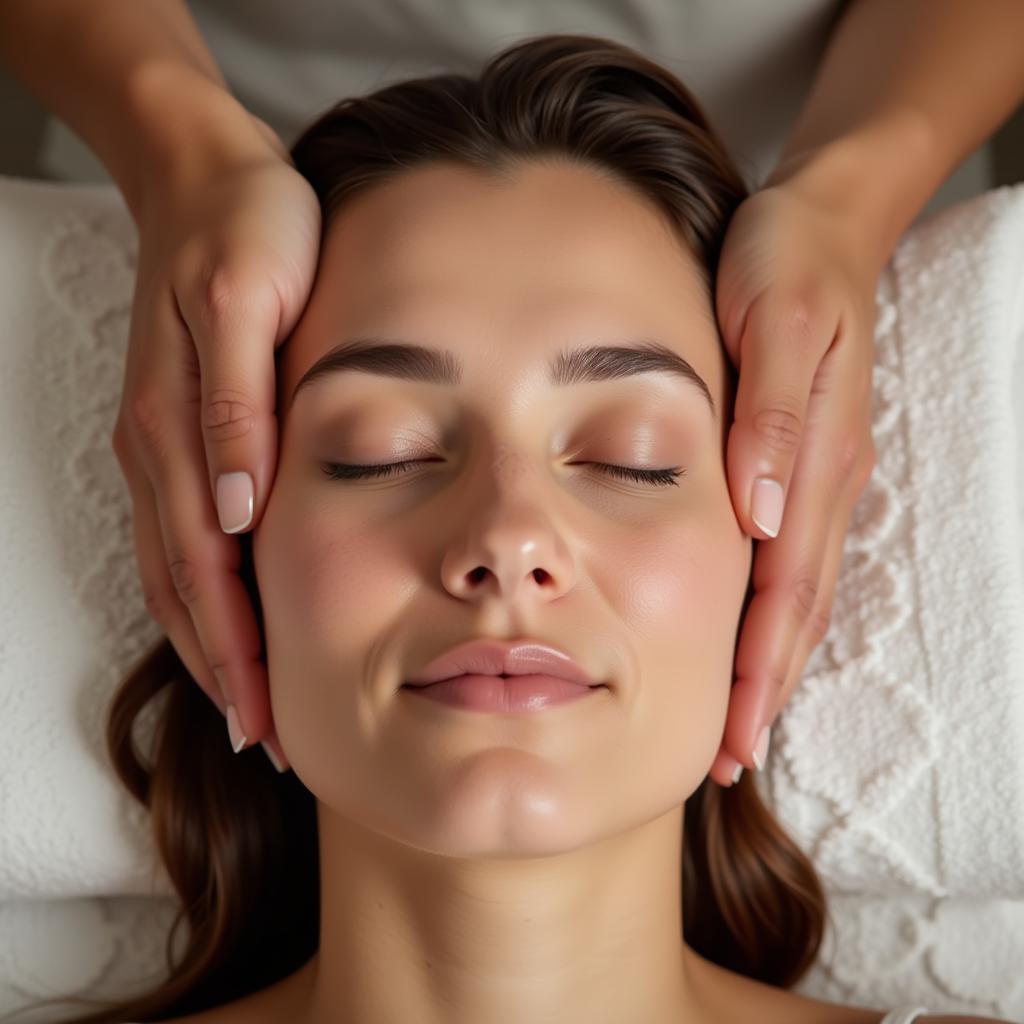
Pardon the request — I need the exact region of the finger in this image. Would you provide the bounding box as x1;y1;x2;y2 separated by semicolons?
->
133;433;290;774
708;431;872;788
772;426;875;723
126;439;291;774
707;464;854;788
118;442;226;716
175;267;282;537
722;360;868;772
127;291;273;751
725;289;841;541
707;744;746;788
260;729;291;774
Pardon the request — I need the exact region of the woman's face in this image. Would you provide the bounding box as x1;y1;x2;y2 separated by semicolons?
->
254;158;752;856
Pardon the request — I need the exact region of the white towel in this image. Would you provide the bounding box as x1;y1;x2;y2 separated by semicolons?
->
757;184;1024;900
0;178;167;901
0;176;1022;906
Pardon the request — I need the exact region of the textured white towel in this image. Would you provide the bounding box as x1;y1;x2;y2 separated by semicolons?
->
0;178;167;902
0;176;1023;909
757;184;1024;900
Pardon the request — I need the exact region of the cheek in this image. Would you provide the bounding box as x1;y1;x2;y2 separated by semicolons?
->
609;510;748;662
603;496;749;732
254;488;413;680
292;522;395;636
568;500;751;830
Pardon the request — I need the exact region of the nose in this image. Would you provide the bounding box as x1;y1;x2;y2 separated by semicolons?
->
439;450;577;605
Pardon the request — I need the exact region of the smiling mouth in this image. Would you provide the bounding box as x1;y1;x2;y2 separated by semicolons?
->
401;673;512;686
401;675;609;687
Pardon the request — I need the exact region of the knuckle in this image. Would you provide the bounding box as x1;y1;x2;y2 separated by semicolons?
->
203;389;257;443
791;572;819;624
856;444;877;490
142;582;174;625
782;299;815;342
847;435;877;493
835;431;861;481
780;285;825;344
205;654;230;677
110;421;131;470
765;669;787;704
128;391;169;460
806;600;833;644
751;404;803;454
201;264;246;320
168;552;202;607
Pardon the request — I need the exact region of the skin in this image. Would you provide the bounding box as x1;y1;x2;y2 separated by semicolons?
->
230;158;879;1024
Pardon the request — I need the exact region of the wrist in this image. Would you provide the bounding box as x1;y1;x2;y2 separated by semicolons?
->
763;108;936;275
123;59;283;221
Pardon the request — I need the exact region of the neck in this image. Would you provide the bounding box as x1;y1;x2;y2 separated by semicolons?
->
288;802;723;1024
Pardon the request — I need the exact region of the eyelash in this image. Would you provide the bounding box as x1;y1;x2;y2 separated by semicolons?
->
320;459;685;487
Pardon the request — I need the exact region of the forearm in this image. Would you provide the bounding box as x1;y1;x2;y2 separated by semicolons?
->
765;0;1024;271
0;0;256;221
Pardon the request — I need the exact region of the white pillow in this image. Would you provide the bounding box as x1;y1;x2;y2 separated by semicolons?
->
0;175;1022;907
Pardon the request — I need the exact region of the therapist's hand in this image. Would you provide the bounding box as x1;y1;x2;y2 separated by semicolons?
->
708;181;880;787
110;113;320;773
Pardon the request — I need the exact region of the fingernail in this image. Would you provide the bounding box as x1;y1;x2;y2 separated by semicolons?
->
226;703;248;753
731;763;744;785
260;739;287;773
216;471;254;534
750;477;784;538
752;725;772;771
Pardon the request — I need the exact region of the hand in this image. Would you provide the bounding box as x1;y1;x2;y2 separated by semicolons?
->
111;111;320;772
707;181;880;787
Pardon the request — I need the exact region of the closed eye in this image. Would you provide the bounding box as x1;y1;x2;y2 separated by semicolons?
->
320;460;685;487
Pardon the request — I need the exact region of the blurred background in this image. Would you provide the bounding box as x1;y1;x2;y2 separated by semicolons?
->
2;58;1021;215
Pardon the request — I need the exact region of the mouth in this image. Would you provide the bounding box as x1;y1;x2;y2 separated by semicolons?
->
401;675;610;687
399;673;609;712
405;638;602;689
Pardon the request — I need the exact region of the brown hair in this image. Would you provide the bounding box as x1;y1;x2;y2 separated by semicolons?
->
35;33;827;1023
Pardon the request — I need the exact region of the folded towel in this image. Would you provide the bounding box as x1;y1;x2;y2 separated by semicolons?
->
757;183;1024;900
0;177;168;901
0;175;1022;905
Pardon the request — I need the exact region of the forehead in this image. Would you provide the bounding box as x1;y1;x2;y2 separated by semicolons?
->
278;159;721;404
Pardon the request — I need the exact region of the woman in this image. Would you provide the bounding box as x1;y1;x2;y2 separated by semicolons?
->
11;1;1024;793
38;34;1006;1024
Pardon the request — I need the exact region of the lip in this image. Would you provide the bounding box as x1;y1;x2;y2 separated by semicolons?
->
404;638;600;688
403;673;601;713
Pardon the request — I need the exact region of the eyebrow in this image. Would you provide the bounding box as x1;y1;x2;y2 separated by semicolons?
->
289;337;715;416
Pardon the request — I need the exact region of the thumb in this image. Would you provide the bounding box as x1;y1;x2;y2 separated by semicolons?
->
182;282;282;534
726;297;836;539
